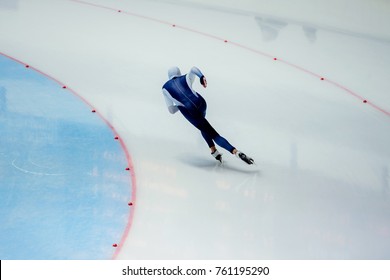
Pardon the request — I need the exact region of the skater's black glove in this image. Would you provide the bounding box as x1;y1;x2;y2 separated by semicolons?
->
200;76;207;87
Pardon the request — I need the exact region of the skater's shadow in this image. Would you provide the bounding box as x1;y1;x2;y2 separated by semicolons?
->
177;155;261;175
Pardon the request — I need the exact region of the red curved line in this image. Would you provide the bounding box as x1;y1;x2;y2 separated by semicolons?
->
0;51;136;260
68;0;390;118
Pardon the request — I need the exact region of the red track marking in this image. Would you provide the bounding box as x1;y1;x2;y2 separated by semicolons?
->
0;51;137;260
67;0;390;118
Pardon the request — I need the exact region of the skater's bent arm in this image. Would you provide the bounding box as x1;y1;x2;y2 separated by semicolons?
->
187;66;207;88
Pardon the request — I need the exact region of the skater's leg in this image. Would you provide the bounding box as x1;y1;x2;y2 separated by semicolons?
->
178;107;254;164
197;120;235;153
178;106;236;154
179;106;218;149
213;135;235;153
179;107;219;157
194;114;236;153
199;122;254;164
178;106;202;128
201;131;215;148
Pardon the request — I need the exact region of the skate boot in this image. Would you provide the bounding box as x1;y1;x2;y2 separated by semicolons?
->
236;151;254;165
212;149;223;163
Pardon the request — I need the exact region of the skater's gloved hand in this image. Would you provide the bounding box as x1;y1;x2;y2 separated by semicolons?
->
200;76;207;88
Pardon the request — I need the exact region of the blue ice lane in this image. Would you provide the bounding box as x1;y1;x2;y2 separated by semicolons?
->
0;55;132;259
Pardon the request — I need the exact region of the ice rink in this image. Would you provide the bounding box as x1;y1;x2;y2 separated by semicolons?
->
1;0;390;260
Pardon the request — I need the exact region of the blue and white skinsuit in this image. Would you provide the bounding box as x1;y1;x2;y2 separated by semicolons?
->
162;66;236;154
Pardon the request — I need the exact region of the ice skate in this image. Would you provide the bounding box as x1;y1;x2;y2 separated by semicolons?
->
235;151;254;165
211;149;223;163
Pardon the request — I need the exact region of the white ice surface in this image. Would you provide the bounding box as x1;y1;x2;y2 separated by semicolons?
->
1;0;390;259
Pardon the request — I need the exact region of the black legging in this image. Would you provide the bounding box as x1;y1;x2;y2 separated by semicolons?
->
178;106;235;153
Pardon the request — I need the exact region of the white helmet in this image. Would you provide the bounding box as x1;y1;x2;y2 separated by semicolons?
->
168;66;181;79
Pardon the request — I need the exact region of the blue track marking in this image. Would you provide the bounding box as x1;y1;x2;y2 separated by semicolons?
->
0;55;132;259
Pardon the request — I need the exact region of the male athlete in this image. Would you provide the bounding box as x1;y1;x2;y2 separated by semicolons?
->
162;66;254;165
